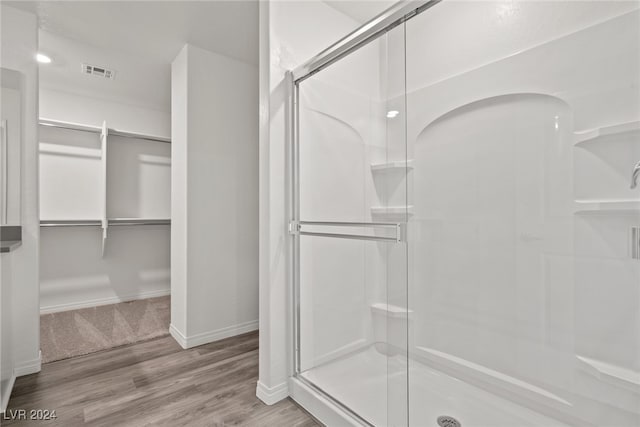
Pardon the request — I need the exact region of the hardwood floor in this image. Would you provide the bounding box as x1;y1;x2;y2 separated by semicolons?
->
4;331;320;426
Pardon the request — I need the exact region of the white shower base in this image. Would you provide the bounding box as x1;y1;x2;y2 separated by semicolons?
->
301;346;568;426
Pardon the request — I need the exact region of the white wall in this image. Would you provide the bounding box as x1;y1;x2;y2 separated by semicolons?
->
0;4;41;377
257;0;367;405
39;225;170;313
38;124;171;313
170;44;259;349
40;88;170;138
38;87;171;313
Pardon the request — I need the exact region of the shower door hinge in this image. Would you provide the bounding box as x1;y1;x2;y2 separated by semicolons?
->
397;222;407;243
289;220;300;235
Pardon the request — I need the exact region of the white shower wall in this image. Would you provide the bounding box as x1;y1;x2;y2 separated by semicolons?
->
404;4;639;426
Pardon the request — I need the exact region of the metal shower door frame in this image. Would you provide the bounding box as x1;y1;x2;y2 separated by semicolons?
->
287;1;440;425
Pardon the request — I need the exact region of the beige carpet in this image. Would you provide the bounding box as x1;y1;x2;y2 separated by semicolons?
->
40;296;171;364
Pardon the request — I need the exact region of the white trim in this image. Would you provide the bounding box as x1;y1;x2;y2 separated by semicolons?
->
256;380;289;405
14;351;41;377
313;338;367;368
413;346;571;407
289;377;363;426
170;320;259;350
411;346;583;425
0;374;16;413
40;289;171;314
576;355;640;393
169;323;188;349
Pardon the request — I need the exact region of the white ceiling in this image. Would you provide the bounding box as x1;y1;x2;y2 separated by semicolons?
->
38;29;172;112
323;0;397;23
5;1;259;112
5;1;393;113
7;1;259;65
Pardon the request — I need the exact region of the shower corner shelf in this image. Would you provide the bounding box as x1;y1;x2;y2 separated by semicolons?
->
573;120;640;146
370;303;412;318
573;199;640;214
370;206;414;219
370;160;414;173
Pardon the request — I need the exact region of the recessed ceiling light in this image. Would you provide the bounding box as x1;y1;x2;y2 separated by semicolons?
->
387;110;399;118
36;53;52;64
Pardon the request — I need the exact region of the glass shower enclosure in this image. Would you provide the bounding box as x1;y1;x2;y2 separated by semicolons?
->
289;1;640;426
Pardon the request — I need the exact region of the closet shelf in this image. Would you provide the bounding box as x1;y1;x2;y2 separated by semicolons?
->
39;118;171;144
574;120;640;146
41;218;171;227
370;160;414;173
574;199;640;214
40;118;102;134
371;206;414;219
40;219;102;227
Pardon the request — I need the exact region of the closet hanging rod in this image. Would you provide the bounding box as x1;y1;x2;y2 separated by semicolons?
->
39;119;171;144
40;219;171;227
109;130;171;144
40;220;102;227
108;218;171;226
39;120;102;135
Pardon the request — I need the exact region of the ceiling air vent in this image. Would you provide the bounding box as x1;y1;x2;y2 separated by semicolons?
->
81;63;116;80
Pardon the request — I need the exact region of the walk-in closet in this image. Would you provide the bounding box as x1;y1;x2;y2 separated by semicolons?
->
38;120;171;361
35;27;172;362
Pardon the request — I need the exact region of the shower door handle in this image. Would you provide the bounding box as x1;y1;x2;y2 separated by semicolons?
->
632;227;640;260
291;221;406;243
1;120;7;225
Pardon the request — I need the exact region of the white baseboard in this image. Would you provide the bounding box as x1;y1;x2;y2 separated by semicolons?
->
169;320;258;350
256;380;289;405
169;324;188;349
0;374;16;413
14;351;41;377
40;289;171;314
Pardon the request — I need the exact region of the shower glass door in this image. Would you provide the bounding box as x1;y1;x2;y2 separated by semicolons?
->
294;22;409;426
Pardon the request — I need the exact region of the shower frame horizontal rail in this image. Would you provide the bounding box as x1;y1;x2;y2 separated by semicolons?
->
293;220;406;243
291;0;440;83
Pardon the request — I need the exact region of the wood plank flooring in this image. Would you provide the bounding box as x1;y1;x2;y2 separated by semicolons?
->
4;331;320;426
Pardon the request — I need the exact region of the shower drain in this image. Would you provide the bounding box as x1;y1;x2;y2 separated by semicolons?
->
437;415;461;427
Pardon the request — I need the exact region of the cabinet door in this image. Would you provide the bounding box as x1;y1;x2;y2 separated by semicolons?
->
1;68;22;225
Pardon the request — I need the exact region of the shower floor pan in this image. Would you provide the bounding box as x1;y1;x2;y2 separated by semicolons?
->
300;346;567;426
